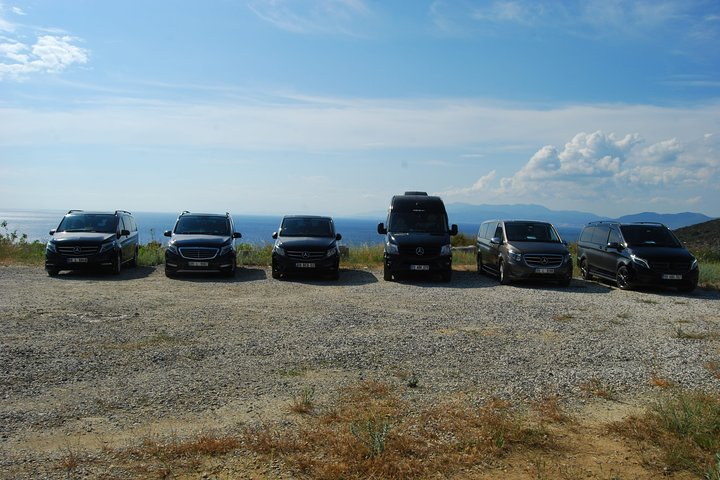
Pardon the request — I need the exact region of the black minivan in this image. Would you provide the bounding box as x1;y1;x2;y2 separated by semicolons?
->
576;221;699;292
377;192;458;282
476;220;573;286
45;210;139;276
271;215;342;280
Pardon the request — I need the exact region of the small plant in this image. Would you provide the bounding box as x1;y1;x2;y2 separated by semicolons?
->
580;378;617;400
706;452;720;480
650;376;674;389
406;372;419;388
676;327;719;341
350;418;392;458
290;386;316;414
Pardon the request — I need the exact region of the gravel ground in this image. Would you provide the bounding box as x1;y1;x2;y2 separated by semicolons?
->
1;264;719;477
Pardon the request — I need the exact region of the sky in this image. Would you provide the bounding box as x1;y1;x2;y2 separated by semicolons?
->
1;0;719;218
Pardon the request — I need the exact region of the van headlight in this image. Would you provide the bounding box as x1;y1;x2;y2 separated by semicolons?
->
166;243;178;255
631;254;649;269
326;244;340;258
386;242;399;255
99;241;117;253
440;244;452;256
691;257;698;270
219;243;234;256
508;250;522;262
46;241;57;253
273;245;286;256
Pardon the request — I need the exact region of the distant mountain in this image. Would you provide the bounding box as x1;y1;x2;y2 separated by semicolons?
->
614;212;715;230
446;203;607;227
674;218;720;251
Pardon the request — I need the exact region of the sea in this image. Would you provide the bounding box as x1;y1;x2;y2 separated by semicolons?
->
0;209;581;246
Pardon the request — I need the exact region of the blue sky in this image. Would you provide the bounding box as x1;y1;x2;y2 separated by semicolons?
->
1;0;719;217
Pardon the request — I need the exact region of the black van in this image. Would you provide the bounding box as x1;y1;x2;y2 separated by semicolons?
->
576;221;699;292
45;210;139;276
476;220;573;286
377;192;458;282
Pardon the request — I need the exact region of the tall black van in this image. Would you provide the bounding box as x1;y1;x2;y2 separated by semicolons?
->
377;192;458;282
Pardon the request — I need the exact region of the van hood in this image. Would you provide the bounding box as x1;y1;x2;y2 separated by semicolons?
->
277;236;336;249
170;234;231;247
506;241;569;255
389;232;450;247
628;245;694;261
51;232;116;244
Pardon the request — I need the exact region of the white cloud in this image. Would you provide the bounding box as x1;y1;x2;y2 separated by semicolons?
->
0;3;89;81
247;0;371;35
439;170;496;196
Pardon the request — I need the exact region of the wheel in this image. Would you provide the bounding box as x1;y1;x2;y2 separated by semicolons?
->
165;266;176;278
47;269;59;277
329;270;340;281
271;260;281;279
677;281;697;293
112;252;122;275
441;270;452;283
558;276;571;287
499;259;511;285
129;247;138;268
224;258;236;277
383;263;392;281
476;254;483;274
616;265;633;290
580;259;591;281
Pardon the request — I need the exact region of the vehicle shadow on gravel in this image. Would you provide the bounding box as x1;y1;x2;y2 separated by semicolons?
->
165;267;268;283
578;277;717;299
49;266;155;281
393;270;495;289
273;268;378;286
506;277;614;294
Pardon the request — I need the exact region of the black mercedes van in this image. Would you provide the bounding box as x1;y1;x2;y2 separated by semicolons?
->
377;192;458;282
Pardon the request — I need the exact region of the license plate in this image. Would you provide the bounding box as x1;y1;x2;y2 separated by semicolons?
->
296;262;315;268
188;261;209;267
410;265;430;271
662;274;682;280
67;257;88;263
535;268;554;274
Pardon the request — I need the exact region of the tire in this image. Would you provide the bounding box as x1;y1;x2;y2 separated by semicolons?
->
271;260;281;279
558;276;571;287
383;263;392;281
476;254;482;274
580;259;591;281
677;281;697;293
129;247;138;268
165;268;176;278
224;258;236;278
47;269;59;277
499;259;511;285
112;252;122;275
441;270;452;283
616;265;633;290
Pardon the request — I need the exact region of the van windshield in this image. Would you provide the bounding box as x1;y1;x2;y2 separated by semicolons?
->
57;214;117;234
620;225;681;248
280;217;334;237
389;210;448;233
174;216;230;236
505;222;561;243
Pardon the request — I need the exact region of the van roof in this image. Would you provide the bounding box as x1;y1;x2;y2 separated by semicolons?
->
390;194;446;211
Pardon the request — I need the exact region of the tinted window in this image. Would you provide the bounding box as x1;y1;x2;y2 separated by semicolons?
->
175;216;230;235
619;225;681;248
591;226;610;245
478;223;488;239
58;214;117;233
281;217;334;237
580;226;595;243
505;222;560;242
388;210;448;233
608;228;622;245
493;224;503;239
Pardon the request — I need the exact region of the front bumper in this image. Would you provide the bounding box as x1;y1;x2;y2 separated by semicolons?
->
165;250;236;273
272;252;340;275
383;253;452;274
505;258;573;282
45;250;117;272
630;265;699;288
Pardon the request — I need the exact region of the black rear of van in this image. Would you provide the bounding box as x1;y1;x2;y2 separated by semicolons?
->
377;192;458;282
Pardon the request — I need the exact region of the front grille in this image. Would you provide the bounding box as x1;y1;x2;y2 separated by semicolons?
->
649;261;691;273
524;254;563;268
287;250;326;260
398;245;441;256
179;247;218;260
57;245;100;256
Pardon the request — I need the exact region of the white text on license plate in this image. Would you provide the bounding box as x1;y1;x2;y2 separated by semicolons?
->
410;265;430;271
188;261;209;267
662;274;682;280
535;268;554;274
68;257;88;263
296;262;315;268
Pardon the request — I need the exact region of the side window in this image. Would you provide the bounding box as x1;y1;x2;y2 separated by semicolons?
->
478;223;488;240
580;226;595;243
608;228;621;245
493;223;503;240
118;216;126;233
592;226;610;245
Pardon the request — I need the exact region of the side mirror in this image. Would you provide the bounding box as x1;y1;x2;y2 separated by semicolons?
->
163;230;172;237
607;242;623;251
120;229;130;237
336;233;342;241
490;236;502;245
233;232;242;239
49;229;56;235
562;240;568;246
377;223;387;235
450;224;458;236
272;231;278;239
